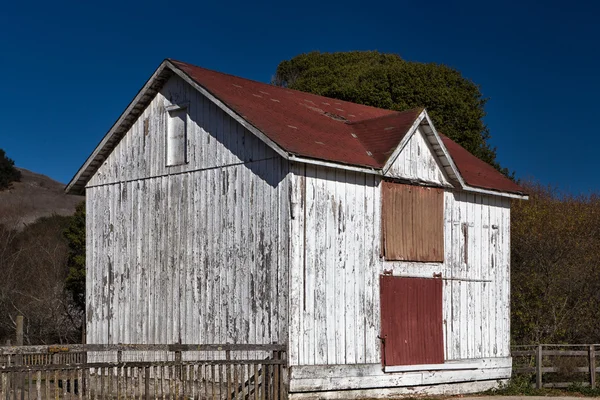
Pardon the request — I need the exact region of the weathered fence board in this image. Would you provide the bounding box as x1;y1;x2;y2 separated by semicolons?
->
0;344;287;399
512;344;599;389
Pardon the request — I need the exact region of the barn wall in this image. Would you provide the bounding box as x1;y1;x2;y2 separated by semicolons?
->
85;75;290;346
288;163;511;367
385;127;451;186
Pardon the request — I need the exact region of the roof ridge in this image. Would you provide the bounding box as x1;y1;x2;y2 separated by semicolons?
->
168;59;396;115
168;58;264;85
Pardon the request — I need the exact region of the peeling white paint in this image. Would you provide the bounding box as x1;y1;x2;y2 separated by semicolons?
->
86;75;290;348
85;74;512;395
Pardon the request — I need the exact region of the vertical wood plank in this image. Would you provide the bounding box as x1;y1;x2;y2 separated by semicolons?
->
36;371;41;400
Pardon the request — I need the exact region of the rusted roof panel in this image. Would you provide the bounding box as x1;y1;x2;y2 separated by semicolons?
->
170;59;396;169
67;59;526;196
348;109;423;166
171;59;524;195
440;135;525;195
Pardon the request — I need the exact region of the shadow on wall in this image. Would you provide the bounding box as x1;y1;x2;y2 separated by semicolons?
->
164;83;288;189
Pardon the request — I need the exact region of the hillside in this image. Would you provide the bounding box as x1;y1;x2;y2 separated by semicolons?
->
0;168;83;229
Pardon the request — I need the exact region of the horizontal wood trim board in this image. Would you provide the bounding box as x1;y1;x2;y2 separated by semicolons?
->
290;367;512;392
515;366;600;374
0;358;285;373
384;363;476;372
290;358;512;379
288;380;507;400
512;350;588;356
0;343;287;355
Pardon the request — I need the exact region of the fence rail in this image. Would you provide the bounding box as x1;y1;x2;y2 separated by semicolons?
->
512;344;598;389
0;343;287;399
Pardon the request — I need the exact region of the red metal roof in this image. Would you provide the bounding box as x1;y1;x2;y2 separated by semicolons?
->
171;59;394;168
349;110;423;166
440;135;525;194
170;59;524;195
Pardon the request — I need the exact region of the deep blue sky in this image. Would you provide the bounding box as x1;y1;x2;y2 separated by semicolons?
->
1;0;597;193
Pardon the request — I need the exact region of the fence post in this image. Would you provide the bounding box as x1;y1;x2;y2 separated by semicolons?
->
15;315;24;399
590;345;596;389
145;367;150;400
281;350;289;400
273;350;280;400
15;315;23;346
175;350;182;380
536;344;543;389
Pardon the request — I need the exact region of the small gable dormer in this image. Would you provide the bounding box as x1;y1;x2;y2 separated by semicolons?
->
384;125;451;186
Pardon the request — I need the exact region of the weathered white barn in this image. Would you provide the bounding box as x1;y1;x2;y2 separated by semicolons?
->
67;59;527;398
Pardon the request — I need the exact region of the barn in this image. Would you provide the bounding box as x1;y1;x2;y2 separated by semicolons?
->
66;59;527;398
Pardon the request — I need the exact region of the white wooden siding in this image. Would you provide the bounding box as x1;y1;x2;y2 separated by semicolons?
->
86;75;290;347
88;75;278;187
289;357;511;393
85;73;511;387
385;127;451;186
288;163;511;367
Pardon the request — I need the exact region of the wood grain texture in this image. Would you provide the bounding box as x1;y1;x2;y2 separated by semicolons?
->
385;127;451;186
289;357;511;393
288;380;507;400
382;182;444;262
84;72;513;395
86;75;290;348
289;164;511;367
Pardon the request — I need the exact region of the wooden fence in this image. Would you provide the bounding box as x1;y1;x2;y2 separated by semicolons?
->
0;343;287;399
512;344;600;389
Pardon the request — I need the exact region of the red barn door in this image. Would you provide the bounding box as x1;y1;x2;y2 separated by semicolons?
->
380;275;444;366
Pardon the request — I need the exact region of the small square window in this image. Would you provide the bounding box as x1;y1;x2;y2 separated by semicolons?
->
166;105;187;166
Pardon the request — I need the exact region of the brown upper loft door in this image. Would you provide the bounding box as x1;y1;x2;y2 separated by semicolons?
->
380;275;444;366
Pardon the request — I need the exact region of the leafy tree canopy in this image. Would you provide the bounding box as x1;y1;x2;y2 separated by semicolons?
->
273;51;505;173
511;182;600;344
0;149;21;190
64;201;86;317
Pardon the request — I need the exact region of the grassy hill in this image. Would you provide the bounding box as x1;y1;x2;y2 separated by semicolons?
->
0;168;83;230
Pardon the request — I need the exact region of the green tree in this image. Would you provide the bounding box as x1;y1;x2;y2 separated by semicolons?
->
273;51;505;172
0;149;21;190
63;201;86;317
511;182;600;344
